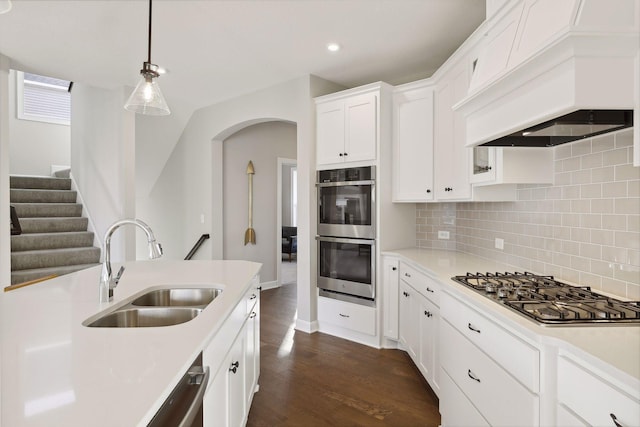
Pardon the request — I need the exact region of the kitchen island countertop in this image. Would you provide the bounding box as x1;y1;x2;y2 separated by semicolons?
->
1;259;261;427
383;248;640;386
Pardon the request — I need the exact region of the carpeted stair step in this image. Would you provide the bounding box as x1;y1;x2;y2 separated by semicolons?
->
12;203;83;218
10;175;71;191
11;247;101;271
11;231;95;252
10;263;100;285
10;188;77;203
19;217;89;233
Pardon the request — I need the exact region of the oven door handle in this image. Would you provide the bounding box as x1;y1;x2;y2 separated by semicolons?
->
316;180;375;187
316;236;375;245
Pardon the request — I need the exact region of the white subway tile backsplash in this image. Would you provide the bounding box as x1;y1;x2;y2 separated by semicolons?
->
415;131;639;299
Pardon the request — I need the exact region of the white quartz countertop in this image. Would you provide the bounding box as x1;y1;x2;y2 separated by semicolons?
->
383;248;640;385
1;259;261;427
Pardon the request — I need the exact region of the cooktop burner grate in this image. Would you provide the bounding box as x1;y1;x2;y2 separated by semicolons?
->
451;272;640;326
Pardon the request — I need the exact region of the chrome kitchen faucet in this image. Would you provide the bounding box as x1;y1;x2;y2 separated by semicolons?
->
99;219;163;302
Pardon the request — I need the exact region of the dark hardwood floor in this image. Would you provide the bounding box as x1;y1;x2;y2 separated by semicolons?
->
247;282;440;426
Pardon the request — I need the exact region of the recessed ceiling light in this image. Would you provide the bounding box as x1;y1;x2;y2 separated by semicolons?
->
326;43;341;52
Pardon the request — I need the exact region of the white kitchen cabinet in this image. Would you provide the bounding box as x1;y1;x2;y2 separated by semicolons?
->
440;369;490;427
398;262;441;395
399;280;420;360
382;256;400;340
470;146;553;185
203;283;261;427
316;90;378;167
557;353;640;427
392;83;435;202
434;60;472;200
318;296;377;336
418;296;439;394
440;290;540;426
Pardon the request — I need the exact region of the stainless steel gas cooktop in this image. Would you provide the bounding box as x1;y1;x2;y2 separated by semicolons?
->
451;272;640;326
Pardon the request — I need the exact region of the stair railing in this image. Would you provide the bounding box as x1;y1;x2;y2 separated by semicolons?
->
10;206;21;235
185;234;210;260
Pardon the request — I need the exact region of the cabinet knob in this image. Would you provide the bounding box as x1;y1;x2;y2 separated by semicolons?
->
426;189;431;193
343;152;348;156
339;153;343;157
392;267;397;271
404;272;411;278
444;187;453;192
229;361;240;374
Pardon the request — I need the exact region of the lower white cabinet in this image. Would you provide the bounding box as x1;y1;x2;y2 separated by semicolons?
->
203;285;261;427
382;257;400;340
440;369;489;427
556;353;640;427
439;291;540;426
398;262;440;395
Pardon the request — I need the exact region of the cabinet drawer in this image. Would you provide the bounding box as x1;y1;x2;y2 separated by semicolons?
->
440;320;539;427
441;292;539;392
318;296;376;336
557;355;640;427
440;369;489;427
399;262;440;305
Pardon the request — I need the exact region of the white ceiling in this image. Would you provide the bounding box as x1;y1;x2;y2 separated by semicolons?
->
0;0;486;113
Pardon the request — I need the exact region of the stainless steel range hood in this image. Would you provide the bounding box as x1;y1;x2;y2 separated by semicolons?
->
480;109;634;147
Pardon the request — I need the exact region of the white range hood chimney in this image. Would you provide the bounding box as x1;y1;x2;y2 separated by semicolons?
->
454;0;640;148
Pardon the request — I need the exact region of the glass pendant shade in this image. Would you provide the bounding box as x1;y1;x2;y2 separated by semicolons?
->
0;0;12;14
124;69;170;116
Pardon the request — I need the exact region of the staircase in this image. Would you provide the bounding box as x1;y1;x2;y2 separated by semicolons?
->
10;174;101;285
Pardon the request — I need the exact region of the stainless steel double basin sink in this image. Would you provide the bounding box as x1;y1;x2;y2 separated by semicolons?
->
84;288;222;328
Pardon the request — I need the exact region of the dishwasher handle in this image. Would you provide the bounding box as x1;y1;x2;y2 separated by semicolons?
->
177;366;210;427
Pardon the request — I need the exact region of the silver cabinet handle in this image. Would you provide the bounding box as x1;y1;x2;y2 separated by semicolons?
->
468;323;481;333
610;413;624;427
339;313;350;318
467;369;481;383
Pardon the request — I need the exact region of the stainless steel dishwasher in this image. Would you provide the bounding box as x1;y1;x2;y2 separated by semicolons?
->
148;353;210;427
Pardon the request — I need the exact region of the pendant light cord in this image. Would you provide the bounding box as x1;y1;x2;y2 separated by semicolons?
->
147;0;153;64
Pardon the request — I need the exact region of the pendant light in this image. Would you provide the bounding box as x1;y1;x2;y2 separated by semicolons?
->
0;0;12;14
124;0;170;115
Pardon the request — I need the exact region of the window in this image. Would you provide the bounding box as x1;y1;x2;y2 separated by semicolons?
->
16;71;71;125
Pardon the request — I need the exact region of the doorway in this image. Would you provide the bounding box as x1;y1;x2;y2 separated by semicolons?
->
277;158;297;287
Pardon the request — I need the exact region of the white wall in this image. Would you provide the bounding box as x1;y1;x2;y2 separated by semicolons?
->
139;74;345;331
71;83;136;263
1;55;11;287
8;70;70;176
223;121;296;284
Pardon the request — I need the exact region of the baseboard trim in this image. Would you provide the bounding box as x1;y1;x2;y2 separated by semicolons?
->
260;280;279;291
295;319;319;334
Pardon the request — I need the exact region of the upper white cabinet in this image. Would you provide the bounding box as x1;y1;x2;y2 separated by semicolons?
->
434;60;472;200
470;146;553;185
316;88;379;167
392;83;435;202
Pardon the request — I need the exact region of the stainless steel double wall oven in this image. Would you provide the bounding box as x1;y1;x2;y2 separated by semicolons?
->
316;166;376;306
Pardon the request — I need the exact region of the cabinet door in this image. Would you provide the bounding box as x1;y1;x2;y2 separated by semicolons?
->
382;257;400;340
228;329;246;427
344;93;377;163
418;297;440;395
434;62;472;200
393;87;434;202
399;280;419;359
245;303;259;406
470;146;497;183
204;360;230;427
317;100;345;165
